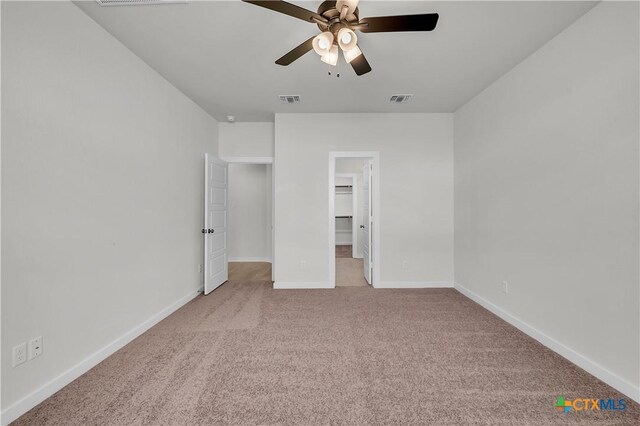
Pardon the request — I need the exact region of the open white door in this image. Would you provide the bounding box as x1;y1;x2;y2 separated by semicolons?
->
362;161;373;285
204;153;228;295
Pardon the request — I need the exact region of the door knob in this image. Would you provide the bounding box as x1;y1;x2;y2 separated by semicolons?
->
201;229;206;234
360;225;365;229
208;229;215;233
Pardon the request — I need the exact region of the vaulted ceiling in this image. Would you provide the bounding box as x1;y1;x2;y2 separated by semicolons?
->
75;1;597;121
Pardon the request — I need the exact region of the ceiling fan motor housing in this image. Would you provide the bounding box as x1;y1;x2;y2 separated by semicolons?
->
317;0;359;40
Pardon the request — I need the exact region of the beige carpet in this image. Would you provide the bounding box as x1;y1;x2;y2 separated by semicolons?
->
14;282;639;425
336;258;368;287
228;262;271;282
335;245;352;258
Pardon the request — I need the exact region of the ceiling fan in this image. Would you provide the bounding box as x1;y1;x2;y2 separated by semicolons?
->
242;0;439;76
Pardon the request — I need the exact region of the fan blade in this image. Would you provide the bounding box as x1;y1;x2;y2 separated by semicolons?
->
359;13;439;33
242;0;325;23
275;36;315;66
350;52;372;76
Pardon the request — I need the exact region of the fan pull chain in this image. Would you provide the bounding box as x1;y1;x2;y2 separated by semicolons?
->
327;61;340;78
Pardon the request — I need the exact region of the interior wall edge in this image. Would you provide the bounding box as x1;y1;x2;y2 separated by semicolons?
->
452;0;638;401
71;1;218;122
2;0;219;413
272;282;333;290
449;2;599;115
0;289;200;426
374;281;453;289
454;282;640;403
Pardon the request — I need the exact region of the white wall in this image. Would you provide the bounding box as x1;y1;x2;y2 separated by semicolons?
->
265;163;272;263
454;1;639;399
1;1;218;419
219;122;274;159
228;163;272;262
275;113;453;287
0;2;3;417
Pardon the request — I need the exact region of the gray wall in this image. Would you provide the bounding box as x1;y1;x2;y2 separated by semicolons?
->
274;113;454;287
454;1;639;394
218;122;274;159
228;163;272;261
1;0;218;413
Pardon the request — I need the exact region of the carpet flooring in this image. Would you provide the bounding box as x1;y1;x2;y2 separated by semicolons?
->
335;245;368;287
228;262;272;282
335;245;353;258
14;281;639;425
336;258;368;287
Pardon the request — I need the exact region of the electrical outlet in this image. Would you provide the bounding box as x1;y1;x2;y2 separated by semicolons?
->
198;264;203;273
502;281;509;294
13;343;27;367
28;336;43;360
300;260;307;269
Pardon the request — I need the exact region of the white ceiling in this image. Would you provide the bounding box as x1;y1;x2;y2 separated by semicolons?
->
75;0;597;121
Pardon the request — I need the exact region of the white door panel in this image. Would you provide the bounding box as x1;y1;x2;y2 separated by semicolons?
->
210;187;226;205
209;210;226;229
209;254;226;277
209;232;226;252
204;153;228;294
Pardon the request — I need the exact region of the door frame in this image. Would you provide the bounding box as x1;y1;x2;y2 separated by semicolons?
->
334;173;358;258
220;156;275;282
329;152;380;288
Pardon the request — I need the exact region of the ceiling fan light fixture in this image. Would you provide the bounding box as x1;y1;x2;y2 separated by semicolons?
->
343;45;362;64
336;0;359;15
321;45;339;66
242;0;440;77
338;28;357;51
313;32;334;56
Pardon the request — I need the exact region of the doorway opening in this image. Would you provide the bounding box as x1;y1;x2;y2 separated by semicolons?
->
227;161;273;283
329;152;380;288
334;170;365;287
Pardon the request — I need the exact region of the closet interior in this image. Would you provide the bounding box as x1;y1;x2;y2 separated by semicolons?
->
335;178;353;247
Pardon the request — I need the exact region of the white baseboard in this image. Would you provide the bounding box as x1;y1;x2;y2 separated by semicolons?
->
374;281;453;289
228;257;272;263
273;281;334;289
454;282;640;403
1;289;201;426
335;242;353;246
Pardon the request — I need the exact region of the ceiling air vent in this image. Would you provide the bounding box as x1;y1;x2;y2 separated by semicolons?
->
389;94;414;104
96;0;187;6
279;95;301;105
